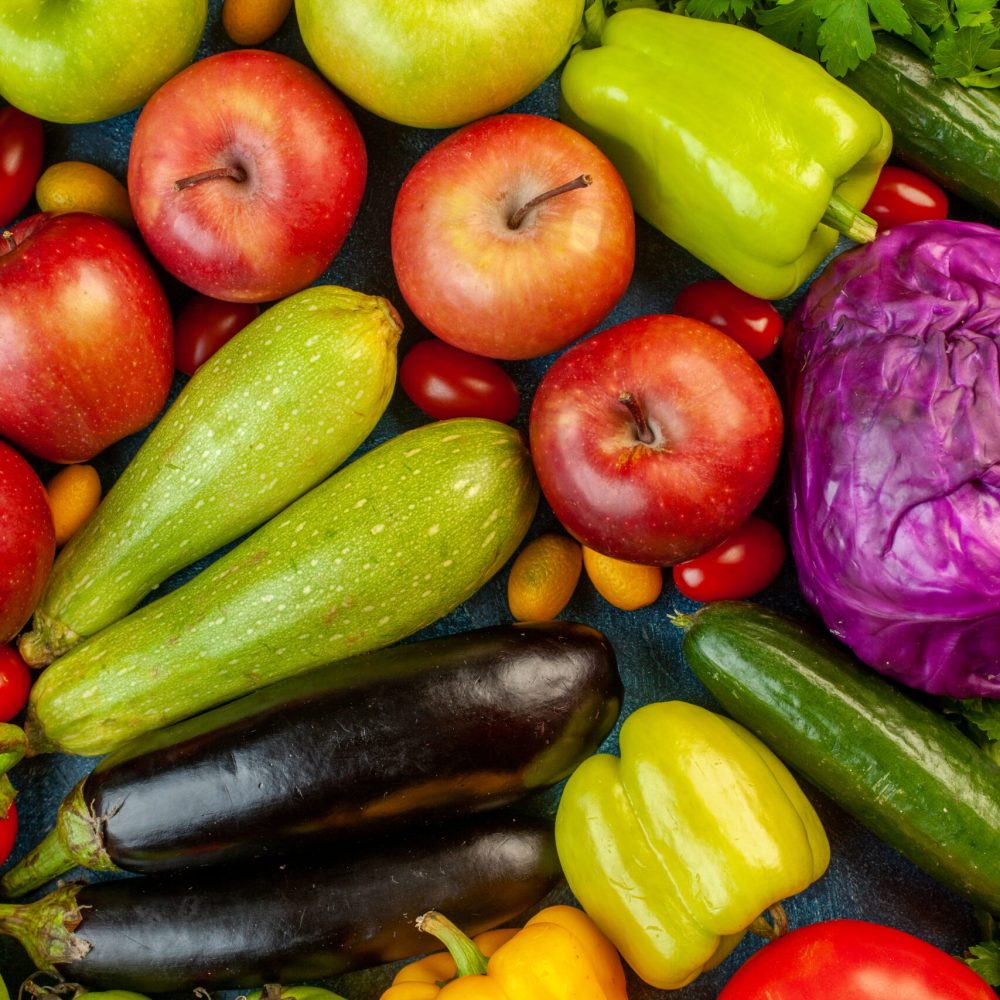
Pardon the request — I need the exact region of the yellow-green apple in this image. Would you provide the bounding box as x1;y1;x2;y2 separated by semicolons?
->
0;0;207;125
391;114;635;361
296;0;585;129
0;441;54;643
529;314;783;565
128;49;367;303
0;213;174;464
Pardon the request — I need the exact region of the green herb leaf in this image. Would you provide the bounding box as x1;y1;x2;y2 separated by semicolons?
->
953;697;1000;741
756;0;823;60
953;0;998;29
965;941;1000;986
684;0;755;18
813;0;877;75
868;0;912;35
933;24;1000;78
902;0;950;32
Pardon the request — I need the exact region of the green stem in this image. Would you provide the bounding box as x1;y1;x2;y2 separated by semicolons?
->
2;827;75;899
822;192;878;243
0;884;89;972
668;610;695;630
415;911;489;977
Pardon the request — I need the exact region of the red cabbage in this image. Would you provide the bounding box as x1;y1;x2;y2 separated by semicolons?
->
787;219;1000;699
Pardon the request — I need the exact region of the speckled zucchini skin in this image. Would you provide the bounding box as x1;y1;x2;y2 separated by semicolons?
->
26;418;538;758
20;285;400;666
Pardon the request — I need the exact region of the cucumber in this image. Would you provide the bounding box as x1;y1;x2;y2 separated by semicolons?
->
843;34;1000;218
19;285;401;666
679;601;1000;914
25;418;538;758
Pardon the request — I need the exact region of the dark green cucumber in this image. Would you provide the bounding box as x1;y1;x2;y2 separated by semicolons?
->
679;601;1000;914
843;34;1000;218
25;418;538;759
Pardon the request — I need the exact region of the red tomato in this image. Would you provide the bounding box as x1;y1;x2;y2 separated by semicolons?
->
0;646;30;723
719;919;994;999
672;516;785;601
0;801;16;867
0;106;44;228
400;338;520;422
673;279;784;360
863;165;948;228
174;295;261;376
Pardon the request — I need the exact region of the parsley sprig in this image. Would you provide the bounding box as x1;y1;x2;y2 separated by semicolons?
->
605;0;1000;85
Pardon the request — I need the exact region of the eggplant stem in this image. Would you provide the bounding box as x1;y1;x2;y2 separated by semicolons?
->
416;911;490;978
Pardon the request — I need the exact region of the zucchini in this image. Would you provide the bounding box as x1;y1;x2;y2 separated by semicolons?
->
4;622;620;894
843;34;1000;218
679;601;1000;914
0;813;560;991
25;418;538;758
20;286;401;666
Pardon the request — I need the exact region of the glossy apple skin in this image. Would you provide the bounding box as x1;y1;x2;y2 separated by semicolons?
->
0;441;54;643
0;213;174;463
296;0;584;129
128;49;367;303
392;114;635;360
0;0;206;124
529;314;783;566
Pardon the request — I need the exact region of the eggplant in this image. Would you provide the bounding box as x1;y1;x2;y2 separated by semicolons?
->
0;813;561;992
4;622;620;895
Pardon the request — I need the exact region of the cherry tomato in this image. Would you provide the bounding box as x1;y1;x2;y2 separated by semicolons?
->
174;295;261;376
673;279;784;360
400;338;520;422
718;919;995;1000
0;801;16;868
0;645;30;723
863;165;949;228
0;106;44;228
672;516;785;602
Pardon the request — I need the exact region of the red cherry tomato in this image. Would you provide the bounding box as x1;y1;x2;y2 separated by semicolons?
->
400;338;520;423
863;165;949;228
0;646;30;723
673;279;784;360
718;919;995;1000
0;801;17;867
174;295;261;376
672;516;785;602
0;106;44;228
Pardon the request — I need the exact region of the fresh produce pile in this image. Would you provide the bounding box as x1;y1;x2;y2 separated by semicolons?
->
1;0;1000;997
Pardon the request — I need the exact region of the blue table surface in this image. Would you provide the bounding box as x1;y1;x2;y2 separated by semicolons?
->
4;2;994;997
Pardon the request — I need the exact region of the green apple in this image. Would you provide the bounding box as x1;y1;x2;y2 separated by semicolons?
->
0;0;208;124
295;0;585;129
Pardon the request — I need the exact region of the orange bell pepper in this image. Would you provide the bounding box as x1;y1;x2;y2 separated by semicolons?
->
381;904;628;999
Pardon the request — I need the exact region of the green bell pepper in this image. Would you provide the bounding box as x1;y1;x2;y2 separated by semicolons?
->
560;9;893;300
554;700;830;989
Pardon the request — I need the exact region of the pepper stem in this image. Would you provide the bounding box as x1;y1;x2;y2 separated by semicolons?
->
508;175;592;230
822;192;877;243
749;902;790;941
416;911;489;977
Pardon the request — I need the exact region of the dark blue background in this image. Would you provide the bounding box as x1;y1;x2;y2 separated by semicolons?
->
3;2;991;996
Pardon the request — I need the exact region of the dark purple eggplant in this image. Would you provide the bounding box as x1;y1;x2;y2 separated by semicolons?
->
0;812;560;992
3;622;619;895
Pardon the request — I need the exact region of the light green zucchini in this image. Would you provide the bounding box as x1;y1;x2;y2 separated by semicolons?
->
25;418;538;758
19;285;401;666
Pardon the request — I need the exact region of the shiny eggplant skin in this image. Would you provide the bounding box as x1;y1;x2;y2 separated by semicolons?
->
91;621;620;872
28;814;562;991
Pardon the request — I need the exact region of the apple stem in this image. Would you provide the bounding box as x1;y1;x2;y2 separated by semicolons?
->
2;230;15;253
507;174;592;230
173;165;248;193
619;391;655;445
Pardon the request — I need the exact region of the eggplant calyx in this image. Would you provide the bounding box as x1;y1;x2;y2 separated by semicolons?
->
0;883;90;971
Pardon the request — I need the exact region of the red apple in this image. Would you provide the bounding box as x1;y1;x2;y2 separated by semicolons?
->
391;113;634;361
0;441;54;643
128;49;367;303
0;213;174;464
529;314;783;566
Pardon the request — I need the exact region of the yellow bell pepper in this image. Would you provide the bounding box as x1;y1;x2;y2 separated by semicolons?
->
555;701;830;990
381;904;628;999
